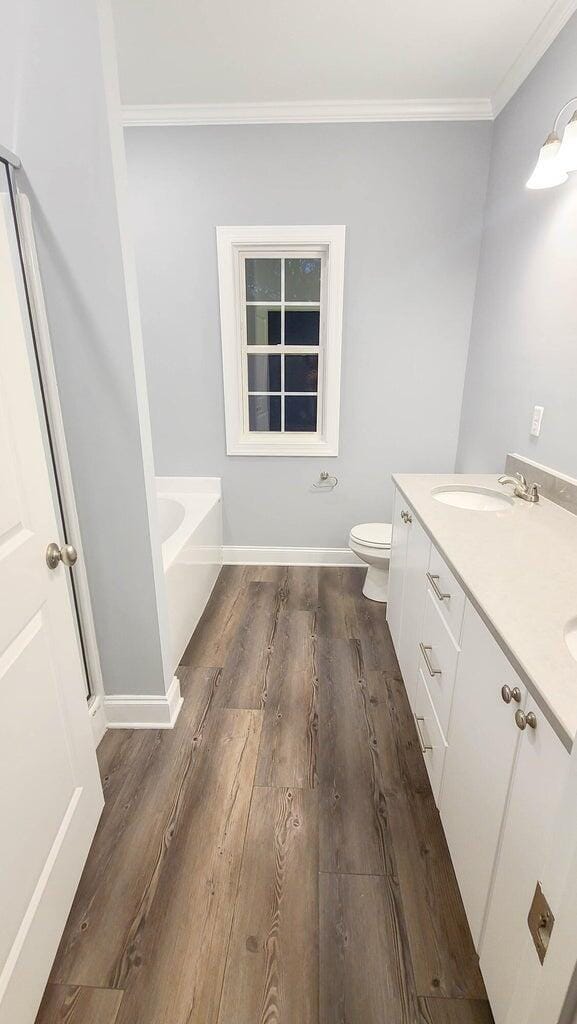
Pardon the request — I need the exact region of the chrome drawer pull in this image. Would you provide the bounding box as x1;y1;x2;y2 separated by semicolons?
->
419;642;442;677
426;572;450;602
415;716;432;753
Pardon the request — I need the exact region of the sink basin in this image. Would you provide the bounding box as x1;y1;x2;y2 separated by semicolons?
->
564;620;577;663
431;485;514;512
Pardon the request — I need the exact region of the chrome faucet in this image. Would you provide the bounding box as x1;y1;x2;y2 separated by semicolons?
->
498;472;540;503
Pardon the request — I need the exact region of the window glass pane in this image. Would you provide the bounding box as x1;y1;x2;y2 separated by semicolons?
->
285;396;317;432
285;258;321;301
285;354;318;393
247;353;281;392
245;258;281;301
249;395;281;432
246;305;281;346
285;308;320;346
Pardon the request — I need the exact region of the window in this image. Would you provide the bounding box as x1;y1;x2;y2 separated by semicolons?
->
217;226;345;456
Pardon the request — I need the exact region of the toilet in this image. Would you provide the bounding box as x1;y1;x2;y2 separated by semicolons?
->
349;522;392;603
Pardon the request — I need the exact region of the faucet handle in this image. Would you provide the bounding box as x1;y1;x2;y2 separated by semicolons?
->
515;472;528;488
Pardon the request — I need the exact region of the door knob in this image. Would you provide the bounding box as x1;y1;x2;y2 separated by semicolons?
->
46;542;78;570
515;708;537;731
501;684;522;704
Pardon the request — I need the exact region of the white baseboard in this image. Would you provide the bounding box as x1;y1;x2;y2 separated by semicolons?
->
88;695;107;748
223;545;363;567
104;675;183;730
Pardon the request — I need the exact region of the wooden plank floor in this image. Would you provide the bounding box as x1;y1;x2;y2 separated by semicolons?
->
37;566;494;1024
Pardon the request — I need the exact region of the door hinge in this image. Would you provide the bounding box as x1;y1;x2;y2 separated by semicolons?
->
528;881;554;965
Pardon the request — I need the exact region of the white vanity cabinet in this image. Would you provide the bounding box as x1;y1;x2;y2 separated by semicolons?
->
385;477;573;1024
480;697;569;1024
386;487;431;709
439;601;527;946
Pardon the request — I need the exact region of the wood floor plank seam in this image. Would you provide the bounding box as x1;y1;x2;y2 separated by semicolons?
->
213;770;259;1024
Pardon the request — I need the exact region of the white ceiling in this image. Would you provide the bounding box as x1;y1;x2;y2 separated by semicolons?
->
113;0;577;118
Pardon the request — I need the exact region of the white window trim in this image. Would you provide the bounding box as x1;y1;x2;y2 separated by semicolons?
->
216;224;345;456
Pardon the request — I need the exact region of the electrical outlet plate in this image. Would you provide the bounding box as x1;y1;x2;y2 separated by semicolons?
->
531;405;544;438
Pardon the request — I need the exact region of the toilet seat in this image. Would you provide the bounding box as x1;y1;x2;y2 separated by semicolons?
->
349;522;392;549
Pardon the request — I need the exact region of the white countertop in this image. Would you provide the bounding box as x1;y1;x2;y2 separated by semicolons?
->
393;473;577;752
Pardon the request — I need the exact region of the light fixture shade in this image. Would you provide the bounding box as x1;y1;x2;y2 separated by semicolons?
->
559;111;577;172
526;132;568;189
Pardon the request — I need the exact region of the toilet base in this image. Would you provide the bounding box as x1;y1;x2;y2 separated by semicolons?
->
362;565;389;603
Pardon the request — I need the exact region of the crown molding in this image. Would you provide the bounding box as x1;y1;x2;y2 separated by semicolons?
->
121;0;577;128
122;97;493;127
492;0;577;116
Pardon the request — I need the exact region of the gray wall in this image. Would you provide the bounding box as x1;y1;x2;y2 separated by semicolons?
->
1;0;167;695
126;122;491;547
457;13;577;476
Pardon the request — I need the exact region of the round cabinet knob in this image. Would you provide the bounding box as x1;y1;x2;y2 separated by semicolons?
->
515;708;537;731
501;684;522;704
401;510;408;522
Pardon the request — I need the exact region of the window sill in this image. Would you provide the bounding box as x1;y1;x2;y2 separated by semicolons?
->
226;435;338;457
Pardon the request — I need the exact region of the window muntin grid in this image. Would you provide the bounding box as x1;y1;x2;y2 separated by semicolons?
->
241;254;324;435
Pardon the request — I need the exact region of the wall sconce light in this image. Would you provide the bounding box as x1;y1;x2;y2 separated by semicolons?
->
527;98;577;189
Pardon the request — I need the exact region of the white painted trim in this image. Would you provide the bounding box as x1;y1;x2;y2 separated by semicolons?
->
122;98;493;126
15;194;107;716
121;4;577;131
217;225;345;457
88;696;107;747
223;545;363;566
492;0;577;116
104;675;183;729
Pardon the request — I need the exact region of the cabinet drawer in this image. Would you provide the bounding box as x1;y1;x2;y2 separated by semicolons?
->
415;669;447;804
427;544;466;644
418;590;459;737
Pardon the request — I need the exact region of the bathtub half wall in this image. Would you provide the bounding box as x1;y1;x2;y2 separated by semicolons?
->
157;477;223;675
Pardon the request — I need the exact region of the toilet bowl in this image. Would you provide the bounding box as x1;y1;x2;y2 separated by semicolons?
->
349;522;392;603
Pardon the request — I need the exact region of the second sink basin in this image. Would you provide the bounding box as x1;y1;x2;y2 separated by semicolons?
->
432;485;514;512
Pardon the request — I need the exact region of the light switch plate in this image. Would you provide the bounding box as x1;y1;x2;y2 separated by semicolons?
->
531;405;544;438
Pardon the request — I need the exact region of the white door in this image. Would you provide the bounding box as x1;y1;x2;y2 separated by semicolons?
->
0;186;103;1024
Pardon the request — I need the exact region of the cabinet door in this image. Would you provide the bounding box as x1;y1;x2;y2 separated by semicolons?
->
386;487;409;654
439;602;525;946
480;698;569;1024
397;514;431;709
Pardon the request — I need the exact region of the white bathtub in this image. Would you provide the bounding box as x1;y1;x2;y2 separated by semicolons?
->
156;477;223;674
